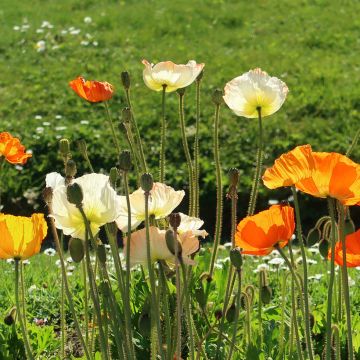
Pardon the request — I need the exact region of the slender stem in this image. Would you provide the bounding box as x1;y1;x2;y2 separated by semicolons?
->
338;203;354;359
82;257;89;349
346;128;360;157
291;278;304;360
173;228;182;359
194;79;201;217
15;259;34;360
104;101;121;155
258;271;263;346
47;213;91;359
19;262;27;333
291;187;314;359
0;156;5;208
208;102;223;278
60;259;66;359
178;91;195;216
125;89;148;172
247;108;263;216
325;197;337;360
160;85;167;183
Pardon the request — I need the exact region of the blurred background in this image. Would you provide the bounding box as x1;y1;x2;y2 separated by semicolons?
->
1;0;360;242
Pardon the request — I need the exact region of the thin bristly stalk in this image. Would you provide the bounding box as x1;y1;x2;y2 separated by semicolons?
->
14;259;34;360
258;271;263;346
338;203;354;359
291;187;314;359
104;101;121;156
173;230;182;359
160;85;167;183
82;257;89;349
346;128;360;157
208;99;223;278
331;325;341;360
59;234;66;360
278;272;287;359
247;107;263;216
19;262;27;333
194;76;202;217
325;197;337;360
124;89;148;172
291;279;304;360
178;89;195;216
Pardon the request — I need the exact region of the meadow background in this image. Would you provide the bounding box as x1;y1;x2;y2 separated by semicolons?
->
1;0;360;235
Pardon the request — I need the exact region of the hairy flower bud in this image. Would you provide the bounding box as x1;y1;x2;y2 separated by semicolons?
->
97;244;107;264
66;183;83;206
59;138;70;157
319;239;329;259
121;71;131;90
306;228;320;247
69;237;85;263
212;89;224;105
260;285;272;305
119;150;132;172
65;159;77;179
42;187;53;205
226;302;236;322
230;247;243;270
122;107;132;123
228;168;240;187
177;88;186;96
140;173;153;192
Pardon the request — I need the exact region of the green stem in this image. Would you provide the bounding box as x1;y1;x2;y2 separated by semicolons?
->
346;128;360;157
247;108;263;216
178;91;195;216
104;101;121;156
194;78;202;217
291;277;304;360
82;257;89;350
291;187;314;359
338;203;354;359
19;262;27;333
15;259;34;360
174;229;182;359
325;197;337;360
60;260;66;359
258;271;263;346
208;102;223;278
125;89;148;172
160;85;167;183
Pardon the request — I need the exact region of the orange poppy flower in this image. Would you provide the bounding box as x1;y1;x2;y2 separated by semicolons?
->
0;132;32;165
263;145;360;205
69;76;114;102
0;213;48;260
328;229;360;267
235;205;295;255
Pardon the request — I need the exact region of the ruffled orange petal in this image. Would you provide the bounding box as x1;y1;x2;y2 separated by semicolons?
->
235;205;295;256
69;77;114;103
0;132;32;165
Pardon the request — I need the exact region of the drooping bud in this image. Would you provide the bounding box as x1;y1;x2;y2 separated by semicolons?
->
140;173;153;193
4;307;17;326
165;229;182;257
122;107;132;123
177;88;186;96
194;285;206;310
240;293;247;310
121;71;131;90
69;237;85;263
65;159;77;179
109;167;119;188
169;213;181;229
319;239;329;259
66;183;83;206
119;150;132;172
226;302;236;322
344;219;355;236
212;89;223;105
230;248;243;270
59;138;70;157
260;285;272;305
97;244;107;264
306;228;320;247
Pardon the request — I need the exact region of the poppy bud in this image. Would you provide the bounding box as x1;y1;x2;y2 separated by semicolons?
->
69;238;85;263
66;183;83;206
319;239;329;259
140;173;153;193
260;285;272;305
226;302;236;322
344;219;355;236
240;293;247;310
42;187;53;205
109;167;119;188
177;88;186;96
196;69;204;82
76;139;88;156
119;150;132;172
119;122;128;135
97;244;107;264
228;168;240;187
138;313;151;337
122;107;132;123
214;308;223;320
169;213;181;229
212;89;223;105
165;229;182;256
121;71;131;90
59;138;70;157
99;279;111;297
65;159;77;179
4;307;17;326
230;248;243;270
306;228;320;247
194;285;206;310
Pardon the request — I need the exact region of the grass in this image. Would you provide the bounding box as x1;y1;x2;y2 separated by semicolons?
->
0;0;360;230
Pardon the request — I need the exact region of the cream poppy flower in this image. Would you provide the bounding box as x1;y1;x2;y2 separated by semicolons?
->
116;182;185;232
142;59;204;92
177;212;208;238
45;172;66;189
124;226;202;267
51;173;121;240
223;68;288;118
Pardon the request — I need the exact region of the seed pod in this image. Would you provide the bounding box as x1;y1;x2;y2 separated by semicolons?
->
77;139;88;155
97;244;107;264
240;293;247;310
228;168;240;187
212;89;223;105
65;159;77;179
119;150;132;172
69;238;85;263
230;248;243;270
169;213;181;229
319;239;329;259
121;71;131;90
140;173;153;192
306;228;320;247
260;285;272;305
226;302;236;323
177;88;186;96
66;183;83;206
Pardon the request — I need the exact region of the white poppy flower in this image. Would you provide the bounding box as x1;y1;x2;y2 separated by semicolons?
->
142;60;204;93
51;173;121;240
223;68;288;118
177;212;208;238
124;226;200;267
46;172;65;189
116;182;185;232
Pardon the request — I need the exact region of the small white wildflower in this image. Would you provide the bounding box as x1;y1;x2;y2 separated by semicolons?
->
28;285;37;293
61;30;68;35
308;248;318;254
35;115;42;120
42;121;51;126
55;115;62;119
36;40;46;52
15;165;23;171
348;276;355;287
307;259;318;265
81;41;89;46
36;29;44;34
254;263;270;273
223;242;232;250
67;265;76;272
13;26;20;31
55;259;62;268
84;16;92;24
66;272;73;276
7;259;15;264
268;199;279;205
70;29;81;35
92;41;98;46
66;257;73;264
55;126;67;131
268;257;285;266
80;120;89;125
44;248;56;256
23;259;30;266
36;127;44;133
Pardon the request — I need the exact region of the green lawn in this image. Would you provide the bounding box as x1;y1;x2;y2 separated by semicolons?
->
0;0;360;223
